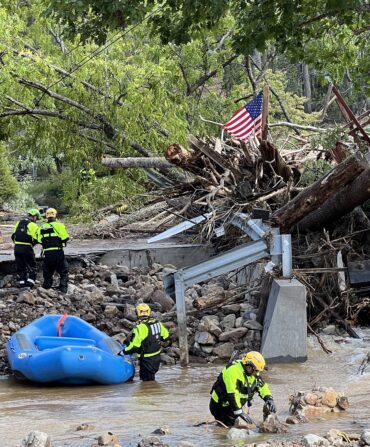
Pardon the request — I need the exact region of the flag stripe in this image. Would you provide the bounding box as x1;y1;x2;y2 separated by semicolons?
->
223;91;263;142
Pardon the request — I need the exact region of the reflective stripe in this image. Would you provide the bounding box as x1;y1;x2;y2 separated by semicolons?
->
233;409;242;415
14;241;32;246
27;278;35;284
143;349;161;358
19;280;25;285
44;247;62;251
150;323;160;336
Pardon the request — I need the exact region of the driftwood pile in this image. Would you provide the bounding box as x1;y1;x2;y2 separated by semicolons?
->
84;112;370;338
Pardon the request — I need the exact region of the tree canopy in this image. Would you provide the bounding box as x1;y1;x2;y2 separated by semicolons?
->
47;0;370;89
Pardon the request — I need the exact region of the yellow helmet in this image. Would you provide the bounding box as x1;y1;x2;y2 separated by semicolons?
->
45;208;57;218
242;351;266;371
136;303;151;318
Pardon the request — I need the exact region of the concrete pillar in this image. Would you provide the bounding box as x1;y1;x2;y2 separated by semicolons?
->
261;278;307;362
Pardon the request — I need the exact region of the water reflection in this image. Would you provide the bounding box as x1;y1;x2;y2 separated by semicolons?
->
0;329;369;446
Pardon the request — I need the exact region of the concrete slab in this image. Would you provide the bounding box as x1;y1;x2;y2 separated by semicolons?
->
261;278;307;363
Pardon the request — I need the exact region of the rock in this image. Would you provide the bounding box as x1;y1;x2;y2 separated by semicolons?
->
243;320;263;330
303;434;330;447
222;304;241;314
213;342;234;359
122;304;137;321
83;313;96;322
17;291;36;305
304;393;318;406
361;430;370;446
194;331;216;345
104;305;119;317
137;436;166;447
151;426;171;435
160;353;176;365
227;428;251;440
219;328;248;342
110;274;119;288
321;325;337;335
321;389;338;408
259;415;289;434
76;423;95;431
150;290;174;312
97;432;120;446
337;396;349;410
325;429;342;443
221;314;236;330
302;405;331;417
21;431;51;447
285;416;301;424
88;290;105;304
136;284;155;301
234;417;256;429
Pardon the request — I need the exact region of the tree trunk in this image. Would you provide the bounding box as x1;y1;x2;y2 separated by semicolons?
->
102;157;173;169
259;140;293;182
302;63;312;113
272;152;368;232
295;167;370;232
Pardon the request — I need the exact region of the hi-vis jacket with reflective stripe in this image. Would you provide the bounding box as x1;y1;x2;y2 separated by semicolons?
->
211;360;272;412
38;220;69;251
12;219;39;246
124;318;169;358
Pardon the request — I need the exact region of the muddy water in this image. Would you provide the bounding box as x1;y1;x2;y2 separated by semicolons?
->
0;330;370;447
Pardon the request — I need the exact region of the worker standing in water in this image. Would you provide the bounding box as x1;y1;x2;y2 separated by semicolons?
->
123;303;169;381
209;351;276;426
38;208;69;293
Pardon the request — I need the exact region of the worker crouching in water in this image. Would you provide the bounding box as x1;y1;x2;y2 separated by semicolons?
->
11;208;41;288
123;304;169;381
38;208;69;294
210;351;276;426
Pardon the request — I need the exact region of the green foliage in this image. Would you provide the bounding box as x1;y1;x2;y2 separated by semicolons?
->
46;0;370;90
300;159;333;187
0;143;19;205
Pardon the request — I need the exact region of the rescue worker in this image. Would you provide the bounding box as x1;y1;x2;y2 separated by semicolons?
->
38;208;69;293
11;208;40;288
209;351;276;426
123;303;169;381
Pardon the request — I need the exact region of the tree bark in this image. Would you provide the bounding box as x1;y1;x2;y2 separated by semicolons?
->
102;157;173;170
272;152;368;232
259;140;293;182
302;63;312;113
295;167;370;232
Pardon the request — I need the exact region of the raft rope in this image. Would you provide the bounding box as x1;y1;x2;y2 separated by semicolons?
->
57;312;68;337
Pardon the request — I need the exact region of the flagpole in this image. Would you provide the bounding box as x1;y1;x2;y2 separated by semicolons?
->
261;84;269;141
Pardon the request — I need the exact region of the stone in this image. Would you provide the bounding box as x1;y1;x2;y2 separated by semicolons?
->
137;284;155;301
321;325;337;335
321;389;338;408
337;396;349;410
259;415;289;434
17;291;36;305
104;305;119;317
194;331;216;345
303;434;330;447
243;320;263;330
76;423;95;431
304;393;318;406
21;431;51;447
227;428;251;440
122;304;137;321
87;290;105;304
325;429;342;443
160;353;176;365
361;430;370;446
234;417;256;429
213;342;234;359
302;405;331;417
222;304;241;314
98;432;120;446
221;314;236;330
285;416;301;424
151;426;171;435
138;436;166;447
219;328;248;342
200;345;213;354
150;289;174;312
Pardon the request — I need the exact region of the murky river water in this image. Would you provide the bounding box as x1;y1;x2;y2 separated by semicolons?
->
0;329;370;447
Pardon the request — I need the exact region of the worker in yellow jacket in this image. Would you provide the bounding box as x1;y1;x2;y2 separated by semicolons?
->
124;303;169;381
11;208;40;287
38;208;69;293
210;351;276;426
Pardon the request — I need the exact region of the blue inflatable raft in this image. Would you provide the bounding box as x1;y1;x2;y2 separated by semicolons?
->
6;314;135;385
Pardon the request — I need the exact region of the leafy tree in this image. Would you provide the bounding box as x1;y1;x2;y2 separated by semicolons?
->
0;142;19;205
46;0;370;89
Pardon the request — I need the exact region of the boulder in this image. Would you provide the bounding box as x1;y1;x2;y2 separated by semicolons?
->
194;331;216;345
227;428;251;440
303;434;329;447
219;328;248;342
221;314;236;330
243;320;263;330
97;432;120;446
213;342;234;359
151;426;171;435
361;430;370;446
321;389;338;408
150;290;174;312
337;396;349;410
304;393;318;406
17;291;36;305
21;431;51;447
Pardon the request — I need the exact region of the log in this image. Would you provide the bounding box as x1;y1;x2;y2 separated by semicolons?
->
193;291;226;310
259;140;293;182
295;167;370;232
272;152;368;232
102;157;173;170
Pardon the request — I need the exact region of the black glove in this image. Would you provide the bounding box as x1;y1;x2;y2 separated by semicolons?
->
263;397;276;414
234;410;253;424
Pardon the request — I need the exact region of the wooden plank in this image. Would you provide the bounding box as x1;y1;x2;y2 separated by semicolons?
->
188;135;241;178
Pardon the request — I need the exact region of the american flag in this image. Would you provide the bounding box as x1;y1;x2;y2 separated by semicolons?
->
224;91;263;140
